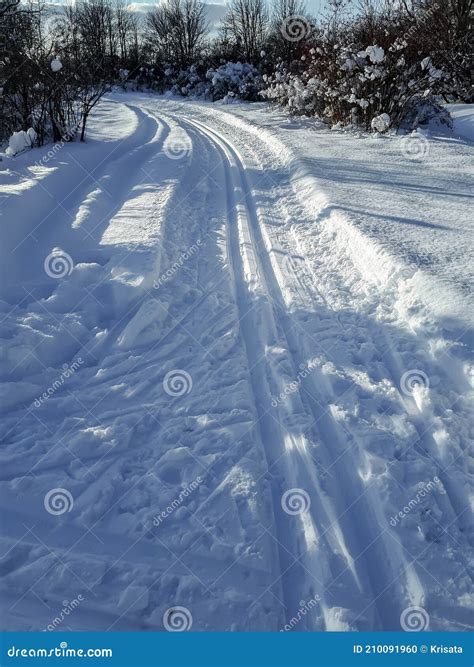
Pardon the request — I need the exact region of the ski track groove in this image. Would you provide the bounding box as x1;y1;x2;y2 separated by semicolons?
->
182;116;418;630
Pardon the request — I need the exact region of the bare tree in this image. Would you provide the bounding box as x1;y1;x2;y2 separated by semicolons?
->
1;0;53;143
269;0;312;65
75;0;116;62
222;0;268;64
115;0;135;61
76;66;109;140
146;0;208;68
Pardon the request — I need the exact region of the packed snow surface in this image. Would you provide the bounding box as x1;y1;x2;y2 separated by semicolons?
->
0;94;472;632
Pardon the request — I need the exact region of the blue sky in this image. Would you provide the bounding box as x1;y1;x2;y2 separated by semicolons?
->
219;0;327;13
307;0;325;13
205;0;329;31
130;0;328;16
125;0;330;29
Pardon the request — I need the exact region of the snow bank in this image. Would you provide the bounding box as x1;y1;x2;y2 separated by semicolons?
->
5;128;37;156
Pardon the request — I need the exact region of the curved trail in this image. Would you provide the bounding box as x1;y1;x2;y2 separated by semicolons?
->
0;94;471;633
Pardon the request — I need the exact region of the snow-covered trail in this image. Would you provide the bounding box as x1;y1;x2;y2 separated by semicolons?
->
0;94;472;632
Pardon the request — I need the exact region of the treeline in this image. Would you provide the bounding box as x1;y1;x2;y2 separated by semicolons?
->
1;0;472;147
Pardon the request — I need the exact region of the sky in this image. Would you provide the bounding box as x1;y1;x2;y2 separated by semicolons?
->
47;0;331;29
129;0;327;16
124;0;329;32
205;0;328;32
127;0;329;22
199;0;327;11
214;0;328;14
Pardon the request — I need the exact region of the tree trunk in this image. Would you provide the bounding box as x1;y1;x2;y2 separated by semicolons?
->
80;111;88;141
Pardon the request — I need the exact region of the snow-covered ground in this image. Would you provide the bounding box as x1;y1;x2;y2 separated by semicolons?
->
0;94;472;632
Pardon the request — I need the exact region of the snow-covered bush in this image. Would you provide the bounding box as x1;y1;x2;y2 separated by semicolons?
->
206;62;263;102
127;62;263;103
371;113;391;133
168;65;208;98
261;35;449;131
5;128;37;156
50;58;63;73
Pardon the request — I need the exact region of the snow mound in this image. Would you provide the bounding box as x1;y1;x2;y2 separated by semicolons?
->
371;113;391;133
5;128;36;156
50;58;62;72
